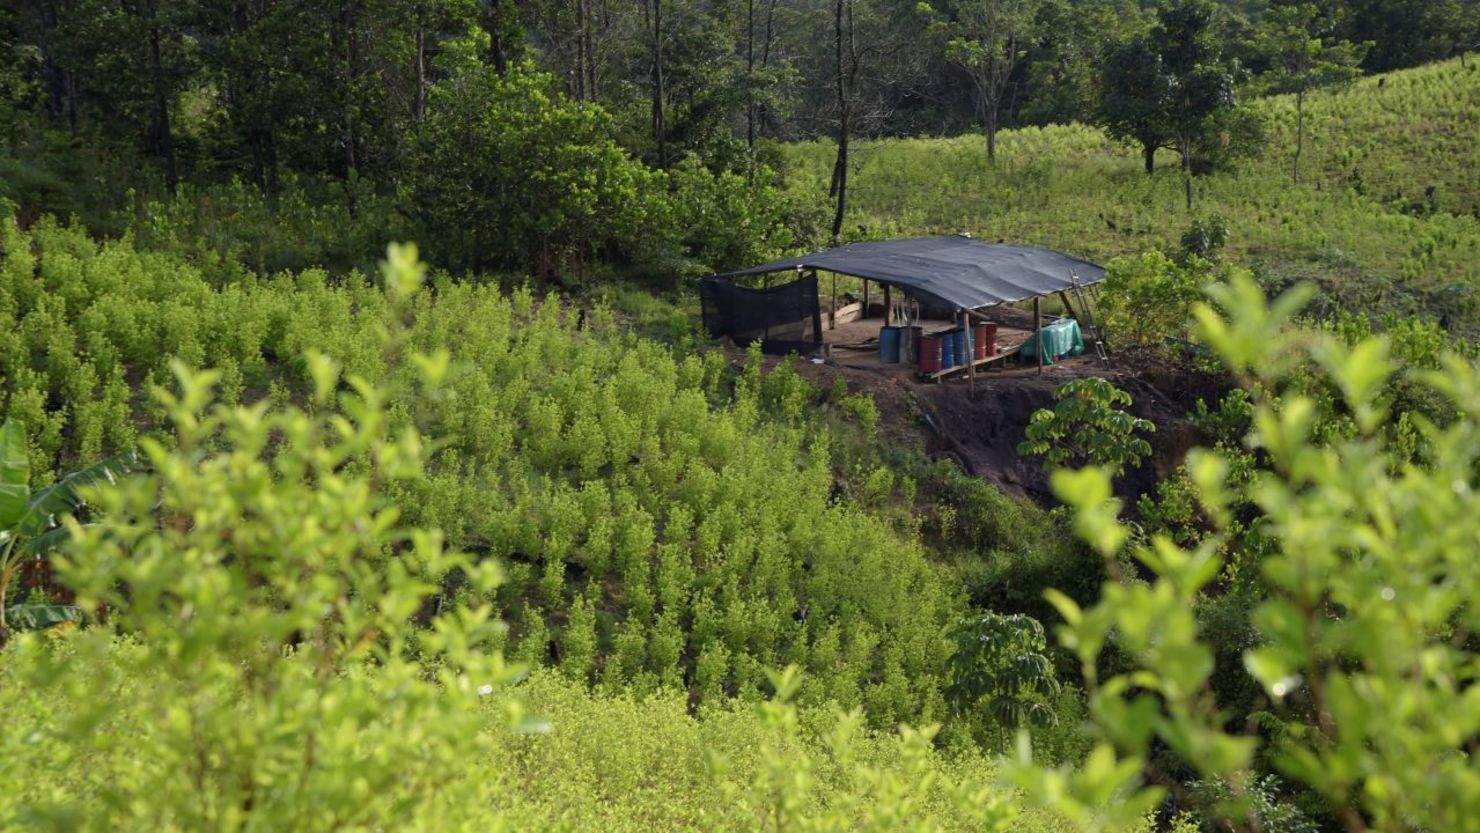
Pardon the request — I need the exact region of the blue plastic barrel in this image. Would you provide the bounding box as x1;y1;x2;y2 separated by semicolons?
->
941;332;957;369
953;328;968;366
879;326;901;365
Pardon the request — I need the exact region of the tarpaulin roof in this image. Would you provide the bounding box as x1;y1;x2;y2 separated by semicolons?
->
710;236;1106;311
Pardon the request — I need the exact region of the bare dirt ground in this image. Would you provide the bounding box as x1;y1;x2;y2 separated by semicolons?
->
747;332;1226;506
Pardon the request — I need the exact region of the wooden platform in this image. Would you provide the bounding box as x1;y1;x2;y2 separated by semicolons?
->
923;343;1023;380
823;316;1035;382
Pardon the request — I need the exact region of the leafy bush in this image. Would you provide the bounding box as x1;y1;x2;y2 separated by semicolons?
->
946;612;1062;748
0;217;964;727
0;358;1055;831
0;416;135;636
119;175;407;279
661;155;798;276
1012;273;1480;831
1186;774;1319;833
1018;378;1155;475
0;269;528;828
1097;250;1211;348
404;63;663;277
1178;215;1230;264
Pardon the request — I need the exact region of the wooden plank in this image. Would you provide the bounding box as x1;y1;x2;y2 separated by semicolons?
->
829;301;863;328
923;343;1022;380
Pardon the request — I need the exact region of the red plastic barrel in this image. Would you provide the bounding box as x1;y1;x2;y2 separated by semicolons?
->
918;334;943;373
978;323;999;357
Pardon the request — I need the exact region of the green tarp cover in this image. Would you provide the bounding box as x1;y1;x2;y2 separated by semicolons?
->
1020;319;1083;365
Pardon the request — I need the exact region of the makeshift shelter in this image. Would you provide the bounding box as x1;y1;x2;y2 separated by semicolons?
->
700;235;1107;377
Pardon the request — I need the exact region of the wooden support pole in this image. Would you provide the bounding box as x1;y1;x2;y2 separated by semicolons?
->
884;284;892;326
863;279;870;317
1058;290;1077;321
963;309;976;395
830;271;837;329
1035;295;1044;376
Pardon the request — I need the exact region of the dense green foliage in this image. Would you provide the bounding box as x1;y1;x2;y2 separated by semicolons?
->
1012;275;1480;832
4;2;1480;828
4;0;1476;295
403;63;661;275
0;307;1071;829
1098;250;1216;346
945;612;1062;734
0;212;964;727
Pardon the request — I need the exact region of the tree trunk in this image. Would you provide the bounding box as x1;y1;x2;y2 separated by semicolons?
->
757;0;778;140
575;0;588;100
1143;143;1155;174
650;0;667;167
984;102;998;165
414;16;426;121
487;0;511;74
830;0;849;242
38;0;77;130
1180;137;1193;210
745;0;755;155
340;2;357;177
582;0;597;99
146;0;178;195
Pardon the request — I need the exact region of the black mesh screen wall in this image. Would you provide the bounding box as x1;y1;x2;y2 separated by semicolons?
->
699;274;823;356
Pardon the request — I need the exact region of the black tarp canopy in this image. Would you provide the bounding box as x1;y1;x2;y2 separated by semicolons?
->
711;235;1106;311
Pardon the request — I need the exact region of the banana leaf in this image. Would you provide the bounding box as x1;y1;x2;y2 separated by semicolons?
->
16;450;138;538
0;418;28;531
5;602;81;631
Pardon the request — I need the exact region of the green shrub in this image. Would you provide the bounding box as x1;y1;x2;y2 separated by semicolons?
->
0;219;965;728
1018;378;1155;476
946;612;1062;751
1012;273;1480;831
0;271;526;828
404;63;663;277
1097;250;1210;348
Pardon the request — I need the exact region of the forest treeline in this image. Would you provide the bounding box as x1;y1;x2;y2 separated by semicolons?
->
3;0;1477;273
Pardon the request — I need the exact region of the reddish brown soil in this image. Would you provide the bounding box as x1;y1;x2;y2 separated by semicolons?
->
750;344;1225;506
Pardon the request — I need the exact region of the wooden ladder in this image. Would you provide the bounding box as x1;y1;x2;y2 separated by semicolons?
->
1071;274;1111;368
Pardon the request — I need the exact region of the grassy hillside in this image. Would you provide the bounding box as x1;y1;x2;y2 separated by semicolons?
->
1;210;1120;830
0;211;977;727
784;58;1480;328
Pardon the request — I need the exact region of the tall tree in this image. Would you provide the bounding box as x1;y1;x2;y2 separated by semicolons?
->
1255;3;1366;184
641;0;667;167
57;0;195;193
1341;0;1468;72
481;0;523;73
1156;0;1239;209
0;5;41;149
1095;0;1255;208
930;0;1038;164
1020;0;1139;127
744;0;786;153
1094;35;1172;174
815;0;922;240
829;0;855;241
